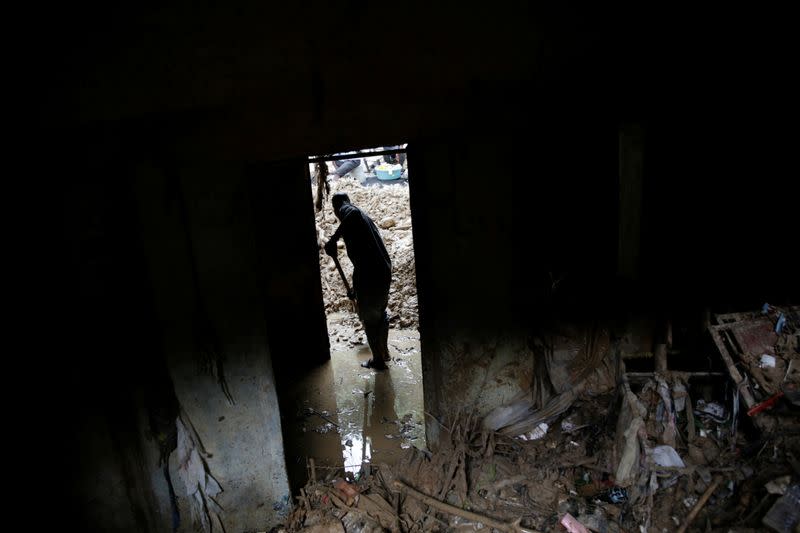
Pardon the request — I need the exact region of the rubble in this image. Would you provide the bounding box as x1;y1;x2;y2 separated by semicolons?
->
314;177;418;332
277;306;800;532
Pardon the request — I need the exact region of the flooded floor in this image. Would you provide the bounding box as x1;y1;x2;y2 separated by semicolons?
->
282;313;425;488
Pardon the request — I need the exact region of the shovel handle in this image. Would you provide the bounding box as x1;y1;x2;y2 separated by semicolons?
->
331;256;351;294
331;256;357;313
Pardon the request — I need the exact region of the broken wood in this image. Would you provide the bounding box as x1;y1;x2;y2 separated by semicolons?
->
685;391;696;442
625;372;725;378
709;325;757;408
654;343;668;373
677;475;722;533
307;408;340;428
392;479;541;533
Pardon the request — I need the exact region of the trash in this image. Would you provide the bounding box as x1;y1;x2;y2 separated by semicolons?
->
672;379;688;412
765;475;792;495
775;313;786;334
559;513;590;533
332;479;360;506
762;484;800;533
760;354;777;368
696;400;727;422
746;391;784;416
614;415;644;486
677;476;722;533
483;398;531;431
656;376;678;447
561;419;577;432
603;486;629;504
518;422;548;441
650;445;686;468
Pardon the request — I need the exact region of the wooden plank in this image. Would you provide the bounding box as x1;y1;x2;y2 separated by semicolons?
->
709;325;757;408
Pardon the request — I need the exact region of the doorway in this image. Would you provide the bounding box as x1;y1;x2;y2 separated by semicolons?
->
280;145;426;490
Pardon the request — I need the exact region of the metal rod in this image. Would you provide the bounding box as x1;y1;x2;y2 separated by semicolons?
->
308;147;406;163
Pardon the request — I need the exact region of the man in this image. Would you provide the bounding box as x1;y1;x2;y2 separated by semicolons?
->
324;193;392;369
330;158;362;179
382;146;406;166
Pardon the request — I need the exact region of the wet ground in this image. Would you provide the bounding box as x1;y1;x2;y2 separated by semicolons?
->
282;313;425;489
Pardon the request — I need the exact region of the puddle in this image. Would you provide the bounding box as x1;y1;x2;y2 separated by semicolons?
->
282;317;425;486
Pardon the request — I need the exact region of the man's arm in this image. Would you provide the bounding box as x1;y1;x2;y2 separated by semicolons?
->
324;224;343;257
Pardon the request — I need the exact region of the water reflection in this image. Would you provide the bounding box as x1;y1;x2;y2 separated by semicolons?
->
282;328;425;487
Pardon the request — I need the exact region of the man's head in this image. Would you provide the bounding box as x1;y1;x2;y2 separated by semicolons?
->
332;192;351;220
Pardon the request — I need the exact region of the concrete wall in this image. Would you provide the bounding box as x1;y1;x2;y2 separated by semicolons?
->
133;154;293;530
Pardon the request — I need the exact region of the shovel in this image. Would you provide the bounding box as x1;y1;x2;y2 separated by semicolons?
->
331;255;358;313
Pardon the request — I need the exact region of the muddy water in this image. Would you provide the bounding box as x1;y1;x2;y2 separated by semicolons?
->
282;315;425;489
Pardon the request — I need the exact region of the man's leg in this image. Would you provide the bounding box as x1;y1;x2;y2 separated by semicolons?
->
379;313;390;361
332;159;360;178
378;289;390;361
357;283;389;369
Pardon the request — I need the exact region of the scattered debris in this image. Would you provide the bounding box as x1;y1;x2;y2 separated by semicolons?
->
709;305;800;431
651;444;686;468
765;475;791;496
560;513;590;533
762;484;800;533
279;305;800;532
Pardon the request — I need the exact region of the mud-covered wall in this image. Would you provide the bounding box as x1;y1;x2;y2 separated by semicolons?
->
408;125;617;445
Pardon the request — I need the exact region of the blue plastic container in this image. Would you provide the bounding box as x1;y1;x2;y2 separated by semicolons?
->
376;166;403;180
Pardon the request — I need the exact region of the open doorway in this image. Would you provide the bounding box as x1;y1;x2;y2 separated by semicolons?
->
280;145;425;489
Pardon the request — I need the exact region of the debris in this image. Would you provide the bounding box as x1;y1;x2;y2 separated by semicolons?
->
560;512;591;533
333;479;360;506
761;354;778;368
747;391;784;416
651;445;686;468
304;407;341;428
392;479;541;533
709;305;800;431
776;314;786;334
605;487;629;504
677;476;722;533
765;475;792;496
614;389;645;486
518;422;548;441
672;379;688;412
280;306;800;533
762;484;800;533
696;400;726;422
